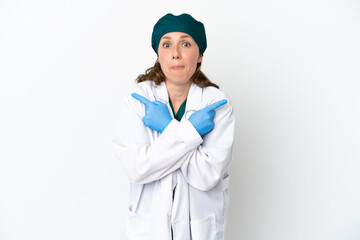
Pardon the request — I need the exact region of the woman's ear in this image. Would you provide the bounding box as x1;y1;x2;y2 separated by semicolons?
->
197;54;203;63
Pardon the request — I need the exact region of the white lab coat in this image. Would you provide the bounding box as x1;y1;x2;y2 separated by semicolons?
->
110;80;235;240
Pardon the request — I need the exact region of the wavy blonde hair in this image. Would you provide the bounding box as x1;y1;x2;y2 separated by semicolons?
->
136;59;219;89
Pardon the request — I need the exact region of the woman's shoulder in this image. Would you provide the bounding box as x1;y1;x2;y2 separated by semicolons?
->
201;85;232;105
124;80;158;98
199;85;235;122
130;80;156;92
120;81;158;111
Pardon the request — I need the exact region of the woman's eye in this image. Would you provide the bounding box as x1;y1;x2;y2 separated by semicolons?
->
163;43;170;48
182;42;191;47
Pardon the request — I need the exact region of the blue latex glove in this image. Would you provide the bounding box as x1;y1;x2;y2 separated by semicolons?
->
188;99;227;136
131;93;173;133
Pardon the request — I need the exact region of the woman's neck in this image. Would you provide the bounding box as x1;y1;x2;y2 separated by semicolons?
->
165;80;192;114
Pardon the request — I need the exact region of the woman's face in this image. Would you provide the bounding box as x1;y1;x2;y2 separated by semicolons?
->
158;32;203;87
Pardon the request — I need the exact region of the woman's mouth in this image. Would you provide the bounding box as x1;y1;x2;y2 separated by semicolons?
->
171;65;184;70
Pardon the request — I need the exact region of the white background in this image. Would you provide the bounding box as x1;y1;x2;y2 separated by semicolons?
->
1;0;360;239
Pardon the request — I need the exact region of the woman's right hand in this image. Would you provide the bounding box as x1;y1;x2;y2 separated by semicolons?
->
188;99;227;136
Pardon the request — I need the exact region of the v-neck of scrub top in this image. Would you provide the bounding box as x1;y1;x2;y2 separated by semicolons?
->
169;98;187;121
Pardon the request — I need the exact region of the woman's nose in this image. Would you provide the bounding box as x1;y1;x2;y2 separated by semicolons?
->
172;46;181;59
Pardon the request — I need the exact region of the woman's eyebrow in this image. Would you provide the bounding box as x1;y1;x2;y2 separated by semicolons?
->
161;35;192;40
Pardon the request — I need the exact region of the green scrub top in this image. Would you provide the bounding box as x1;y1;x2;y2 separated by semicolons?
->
169;98;187;121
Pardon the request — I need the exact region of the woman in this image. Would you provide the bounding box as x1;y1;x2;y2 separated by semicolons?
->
111;13;235;240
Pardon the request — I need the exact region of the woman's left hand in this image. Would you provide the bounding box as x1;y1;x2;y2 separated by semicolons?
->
132;93;173;133
188;99;227;136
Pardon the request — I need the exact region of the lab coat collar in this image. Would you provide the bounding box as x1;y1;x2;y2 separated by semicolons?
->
154;81;202;111
185;82;202;111
153;81;169;104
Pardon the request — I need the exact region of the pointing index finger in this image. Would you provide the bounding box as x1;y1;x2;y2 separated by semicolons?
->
131;93;152;107
205;99;228;111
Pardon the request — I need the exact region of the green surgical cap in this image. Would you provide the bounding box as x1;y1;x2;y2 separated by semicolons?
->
151;13;207;56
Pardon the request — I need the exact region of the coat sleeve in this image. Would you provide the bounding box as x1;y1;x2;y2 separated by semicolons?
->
110;91;203;185
180;99;235;191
